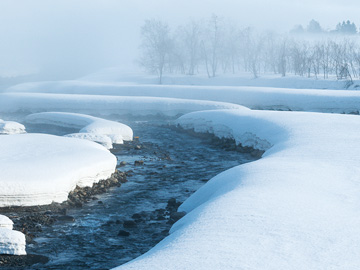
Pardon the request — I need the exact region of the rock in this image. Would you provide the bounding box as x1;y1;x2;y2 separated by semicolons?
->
167;198;177;207
131;213;142;220
56;215;75;222
134;160;144;166
170;211;186;222
0;254;49;268
118;230;130;237
119;161;127;166
123;220;137;228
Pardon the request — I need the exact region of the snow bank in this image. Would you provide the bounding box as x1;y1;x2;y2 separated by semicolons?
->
7;71;359;90
0;93;243;116
5;81;360;113
0;119;26;135
0;228;26;255
0;133;116;207
64;133;114;149
0;215;26;255
26;112;133;148
115;109;360;270
0;215;13;230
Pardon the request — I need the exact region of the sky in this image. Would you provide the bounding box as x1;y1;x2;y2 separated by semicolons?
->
0;0;359;79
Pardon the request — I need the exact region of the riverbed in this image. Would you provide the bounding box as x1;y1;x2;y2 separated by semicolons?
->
3;118;256;269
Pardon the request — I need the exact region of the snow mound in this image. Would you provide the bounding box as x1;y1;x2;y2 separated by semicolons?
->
64;133;115;149
0;228;26;255
0;133;116;207
0;119;26;135
115;109;360;270
5;81;360;114
0;215;13;230
0;93;244;116
25;112;133;148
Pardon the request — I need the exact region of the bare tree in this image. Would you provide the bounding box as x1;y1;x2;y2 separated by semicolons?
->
139;19;173;84
175;20;202;75
201;14;224;77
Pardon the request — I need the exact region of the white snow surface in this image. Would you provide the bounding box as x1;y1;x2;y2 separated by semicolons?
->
0;93;243;116
0;215;13;230
25;112;133;148
0;215;26;255
64;133;115;149
115;109;360;270
0;228;26;255
3;72;360;267
5;80;360;113
0;133;116;207
0;119;26;135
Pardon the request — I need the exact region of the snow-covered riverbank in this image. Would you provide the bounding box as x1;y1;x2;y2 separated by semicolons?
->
0;133;117;207
115;109;360;269
2;71;360;269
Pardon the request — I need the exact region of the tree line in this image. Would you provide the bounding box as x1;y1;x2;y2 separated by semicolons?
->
139;16;360;84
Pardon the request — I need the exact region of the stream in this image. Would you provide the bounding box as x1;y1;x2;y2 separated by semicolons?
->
8;118;257;269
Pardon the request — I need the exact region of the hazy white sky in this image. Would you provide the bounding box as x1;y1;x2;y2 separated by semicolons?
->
0;0;359;79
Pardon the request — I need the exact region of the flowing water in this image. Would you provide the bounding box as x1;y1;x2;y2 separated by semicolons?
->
16;118;256;269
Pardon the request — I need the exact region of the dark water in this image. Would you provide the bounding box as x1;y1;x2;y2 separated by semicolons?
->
21;119;255;270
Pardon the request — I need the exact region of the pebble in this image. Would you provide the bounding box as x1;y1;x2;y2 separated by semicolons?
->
134;160;144;166
118;230;130;237
123;220;137;228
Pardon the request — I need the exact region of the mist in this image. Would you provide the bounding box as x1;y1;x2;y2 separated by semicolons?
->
0;0;359;81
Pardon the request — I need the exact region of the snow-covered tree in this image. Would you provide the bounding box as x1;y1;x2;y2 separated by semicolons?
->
335;21;357;35
307;19;323;34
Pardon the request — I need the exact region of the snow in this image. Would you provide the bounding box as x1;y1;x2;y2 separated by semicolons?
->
0;215;26;255
2;71;360;266
7;69;360;90
0;215;13;230
0;119;26;135
0;133;116;207
0;93;243;116
0;228;26;255
25;112;133;148
4;80;360;114
64;133;114;149
115;109;360;270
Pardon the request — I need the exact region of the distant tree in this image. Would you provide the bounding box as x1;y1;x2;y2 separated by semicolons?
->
240;28;263;78
175;20;203;75
335;20;357;35
221;21;241;74
139;19;173;84
290;25;305;34
201;14;224;78
307;19;323;33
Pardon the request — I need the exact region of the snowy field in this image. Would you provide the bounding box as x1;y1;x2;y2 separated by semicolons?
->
1;71;360;268
2;73;360;114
